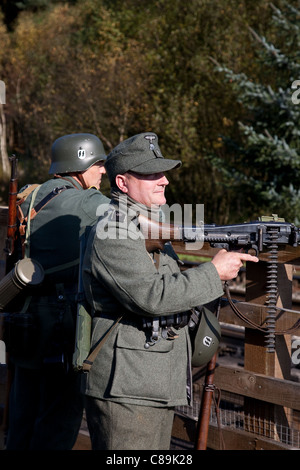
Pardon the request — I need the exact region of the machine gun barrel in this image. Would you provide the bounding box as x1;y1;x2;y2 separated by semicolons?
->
188;220;299;254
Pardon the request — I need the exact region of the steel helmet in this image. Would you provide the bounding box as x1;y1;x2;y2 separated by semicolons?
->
49;133;107;174
191;307;221;367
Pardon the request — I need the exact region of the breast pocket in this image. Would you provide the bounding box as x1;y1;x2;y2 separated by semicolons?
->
110;325;174;403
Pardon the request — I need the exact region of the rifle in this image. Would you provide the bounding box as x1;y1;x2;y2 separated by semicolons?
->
2;155;18;446
4;155;18;272
195;350;220;450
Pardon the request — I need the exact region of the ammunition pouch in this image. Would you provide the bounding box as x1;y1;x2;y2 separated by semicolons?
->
141;311;195;348
141;302;221;366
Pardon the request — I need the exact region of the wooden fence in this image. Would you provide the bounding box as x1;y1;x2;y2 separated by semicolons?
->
172;242;300;450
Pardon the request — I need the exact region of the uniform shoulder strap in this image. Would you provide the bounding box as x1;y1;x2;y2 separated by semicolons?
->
17;183;40;205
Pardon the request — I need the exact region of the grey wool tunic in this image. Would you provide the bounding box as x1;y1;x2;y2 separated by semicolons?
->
82;200;224;407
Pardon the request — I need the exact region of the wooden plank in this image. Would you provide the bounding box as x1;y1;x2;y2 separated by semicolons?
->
244;262;293;377
206;422;297;450
243;262;294;441
172;414;297;450
213;365;300;410
72;431;91;450
219;299;300;332
172;413;197;446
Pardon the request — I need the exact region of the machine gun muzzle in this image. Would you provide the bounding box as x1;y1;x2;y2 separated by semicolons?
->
0;258;44;310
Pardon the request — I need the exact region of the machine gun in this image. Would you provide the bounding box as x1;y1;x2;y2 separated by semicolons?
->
138;214;300;449
138;213;300;256
138;213;300;353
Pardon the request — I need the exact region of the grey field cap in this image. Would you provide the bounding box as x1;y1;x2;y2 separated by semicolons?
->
105;132;182;183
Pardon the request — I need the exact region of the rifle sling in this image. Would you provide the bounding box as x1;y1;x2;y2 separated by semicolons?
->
82;314;124;372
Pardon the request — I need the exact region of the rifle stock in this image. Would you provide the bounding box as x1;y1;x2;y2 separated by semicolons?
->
195;351;218;450
138;214;182;252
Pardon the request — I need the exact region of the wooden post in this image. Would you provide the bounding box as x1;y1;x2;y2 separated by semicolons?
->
244;261;293;442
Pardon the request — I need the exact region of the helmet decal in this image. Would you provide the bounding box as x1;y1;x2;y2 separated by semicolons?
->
203;336;213;347
78;148;86;159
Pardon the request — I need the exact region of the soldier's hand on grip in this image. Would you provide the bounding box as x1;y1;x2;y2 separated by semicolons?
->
211;248;259;281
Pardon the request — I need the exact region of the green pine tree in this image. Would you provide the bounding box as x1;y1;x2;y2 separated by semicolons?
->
213;2;300;224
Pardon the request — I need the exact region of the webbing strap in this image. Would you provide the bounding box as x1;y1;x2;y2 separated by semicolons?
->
44;258;79;275
22;185;73;266
82;315;124;372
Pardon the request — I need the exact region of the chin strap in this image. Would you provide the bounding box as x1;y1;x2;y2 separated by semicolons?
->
76;173;88;189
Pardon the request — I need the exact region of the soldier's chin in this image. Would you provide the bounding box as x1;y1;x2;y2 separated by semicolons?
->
153;194;166;206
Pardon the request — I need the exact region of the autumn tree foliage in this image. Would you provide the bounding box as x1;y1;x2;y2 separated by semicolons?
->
0;0;299;224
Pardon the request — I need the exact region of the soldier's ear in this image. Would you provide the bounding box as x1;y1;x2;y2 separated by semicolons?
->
115;174;128;193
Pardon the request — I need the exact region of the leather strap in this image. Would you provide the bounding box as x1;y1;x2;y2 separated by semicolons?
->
82;315;124;372
22;185;73;229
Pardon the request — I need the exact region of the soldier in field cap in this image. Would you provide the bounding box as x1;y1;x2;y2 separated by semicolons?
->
105;132;181;184
82;132;258;450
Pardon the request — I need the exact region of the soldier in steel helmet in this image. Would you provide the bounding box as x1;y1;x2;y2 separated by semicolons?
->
6;133;110;450
81;132;259;450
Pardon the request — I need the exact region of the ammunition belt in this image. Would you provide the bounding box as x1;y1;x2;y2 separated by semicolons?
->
97;310;196;328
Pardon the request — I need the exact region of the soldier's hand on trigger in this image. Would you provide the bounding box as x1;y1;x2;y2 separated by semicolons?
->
211;249;259;281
